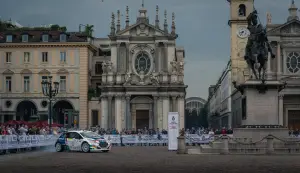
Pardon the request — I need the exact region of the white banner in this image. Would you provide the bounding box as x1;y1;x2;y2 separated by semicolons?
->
168;112;179;150
0;135;58;150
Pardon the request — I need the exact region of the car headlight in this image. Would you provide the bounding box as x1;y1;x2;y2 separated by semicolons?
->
87;139;98;145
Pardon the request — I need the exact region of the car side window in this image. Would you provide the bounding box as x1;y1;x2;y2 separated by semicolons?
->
74;133;83;139
65;132;70;138
69;132;77;139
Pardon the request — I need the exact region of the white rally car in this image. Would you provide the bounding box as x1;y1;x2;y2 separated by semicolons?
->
55;130;111;153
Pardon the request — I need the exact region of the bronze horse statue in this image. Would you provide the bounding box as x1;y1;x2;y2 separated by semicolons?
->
244;10;275;81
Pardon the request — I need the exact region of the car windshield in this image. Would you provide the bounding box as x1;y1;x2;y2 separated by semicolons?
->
80;132;101;139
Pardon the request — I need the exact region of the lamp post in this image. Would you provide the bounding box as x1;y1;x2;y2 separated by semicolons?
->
41;76;59;130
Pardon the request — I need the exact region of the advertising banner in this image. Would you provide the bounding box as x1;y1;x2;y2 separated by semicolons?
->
168;112;179;150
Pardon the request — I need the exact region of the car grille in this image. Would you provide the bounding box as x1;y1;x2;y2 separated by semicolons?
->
99;141;108;148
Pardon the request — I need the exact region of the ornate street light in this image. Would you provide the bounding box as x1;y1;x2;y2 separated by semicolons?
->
41;76;59;130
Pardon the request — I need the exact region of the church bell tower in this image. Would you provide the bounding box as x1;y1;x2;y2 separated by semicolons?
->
227;0;254;84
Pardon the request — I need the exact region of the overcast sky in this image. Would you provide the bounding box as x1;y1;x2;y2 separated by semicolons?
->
0;0;295;99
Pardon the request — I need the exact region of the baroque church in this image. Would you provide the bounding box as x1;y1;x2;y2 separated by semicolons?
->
93;4;187;131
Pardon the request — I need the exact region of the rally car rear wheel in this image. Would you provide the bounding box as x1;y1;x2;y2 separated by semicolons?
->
55;143;63;152
81;142;90;153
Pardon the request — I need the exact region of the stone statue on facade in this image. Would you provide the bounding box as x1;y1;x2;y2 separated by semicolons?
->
244;9;275;81
170;60;178;74
124;72;132;85
178;61;184;75
102;61;107;73
149;72;159;85
106;60;113;73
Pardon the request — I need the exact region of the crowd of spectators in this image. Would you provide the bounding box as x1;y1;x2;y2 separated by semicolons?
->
0;124;64;135
289;128;300;137
89;126;168;136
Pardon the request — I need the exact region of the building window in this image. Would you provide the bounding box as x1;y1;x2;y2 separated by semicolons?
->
238;4;246;17
24;52;30;63
95;62;103;74
42;34;49;42
42;52;48;63
22;34;28;42
60;76;66;92
6;35;12;42
24;76;30;92
41;76;48;82
5;76;12;92
6;52;12;63
92;110;99;126
60;34;66;42
60;51;66;63
286;52;300;73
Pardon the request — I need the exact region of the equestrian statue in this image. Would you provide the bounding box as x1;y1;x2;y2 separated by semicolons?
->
244;10;276;81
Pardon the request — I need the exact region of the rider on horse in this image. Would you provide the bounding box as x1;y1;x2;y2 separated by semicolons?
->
244;10;275;80
244;10;275;62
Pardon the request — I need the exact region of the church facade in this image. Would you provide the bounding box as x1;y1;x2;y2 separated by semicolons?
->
90;5;187;131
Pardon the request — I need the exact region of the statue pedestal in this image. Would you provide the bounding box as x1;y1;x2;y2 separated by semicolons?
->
115;74;122;85
102;74;107;84
107;72;114;85
233;80;288;141
177;136;186;154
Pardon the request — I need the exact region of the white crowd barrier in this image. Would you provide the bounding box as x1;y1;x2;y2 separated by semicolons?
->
0;135;58;150
0;134;234;150
102;134;217;144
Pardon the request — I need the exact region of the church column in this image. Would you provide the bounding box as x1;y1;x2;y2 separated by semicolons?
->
114;95;122;132
153;96;158;128
267;52;271;80
107;95;113;129
155;43;160;72
125;43;130;73
278;94;284;126
101;95;108;129
172;96;177;112
162;95;169;130
149;109;153;129
277;41;282;76
177;94;185;129
125;95;131;129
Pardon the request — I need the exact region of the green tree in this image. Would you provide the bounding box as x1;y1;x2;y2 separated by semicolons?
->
84;24;94;37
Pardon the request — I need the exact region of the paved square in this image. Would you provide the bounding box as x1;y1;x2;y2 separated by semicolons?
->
1;147;300;173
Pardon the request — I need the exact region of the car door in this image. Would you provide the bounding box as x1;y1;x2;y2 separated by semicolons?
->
66;132;77;151
73;132;83;151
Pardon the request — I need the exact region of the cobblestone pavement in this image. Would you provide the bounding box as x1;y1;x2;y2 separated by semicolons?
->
1;146;300;173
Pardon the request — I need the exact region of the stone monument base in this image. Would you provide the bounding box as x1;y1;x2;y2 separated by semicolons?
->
232;80;287;141
233;126;288;141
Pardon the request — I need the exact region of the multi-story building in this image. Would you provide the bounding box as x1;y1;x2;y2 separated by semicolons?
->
207;60;231;129
0;22;96;129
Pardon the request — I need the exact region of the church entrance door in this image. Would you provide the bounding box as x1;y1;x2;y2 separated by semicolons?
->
136;110;149;130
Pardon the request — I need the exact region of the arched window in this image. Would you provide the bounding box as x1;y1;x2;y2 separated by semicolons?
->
286;52;300;73
238;4;246;17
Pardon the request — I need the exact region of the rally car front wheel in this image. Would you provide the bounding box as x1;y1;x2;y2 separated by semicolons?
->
81;142;90;153
55;143;64;152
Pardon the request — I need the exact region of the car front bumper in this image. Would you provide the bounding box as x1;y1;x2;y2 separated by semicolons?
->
89;144;111;152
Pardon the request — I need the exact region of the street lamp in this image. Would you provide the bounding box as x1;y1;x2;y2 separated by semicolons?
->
41;76;59;130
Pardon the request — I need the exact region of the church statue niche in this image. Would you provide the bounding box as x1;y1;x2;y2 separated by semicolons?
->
238;4;246;17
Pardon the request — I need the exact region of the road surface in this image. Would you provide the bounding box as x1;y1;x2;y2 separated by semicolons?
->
0;146;300;173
